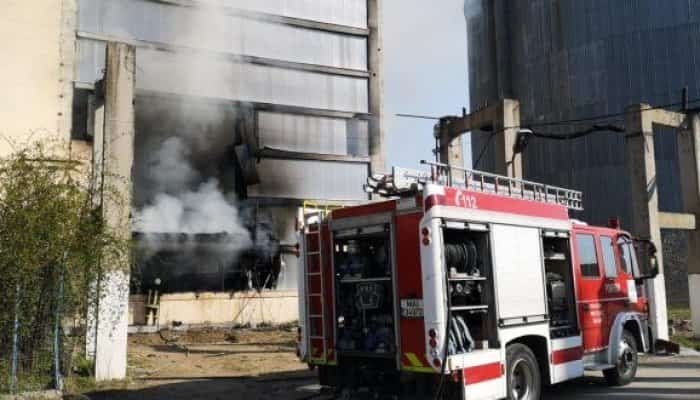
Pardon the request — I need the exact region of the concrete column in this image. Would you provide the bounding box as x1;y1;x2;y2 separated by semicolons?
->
493;99;522;178
367;0;385;175
93;42;136;381
625;104;669;341
58;0;78;141
678;114;700;338
437;118;465;183
691;275;700;339
437;99;521;180
85;90;105;361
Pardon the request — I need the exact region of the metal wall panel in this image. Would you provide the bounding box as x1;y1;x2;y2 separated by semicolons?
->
197;0;367;28
78;0;368;69
79;0;367;29
258;111;369;156
77;41;369;113
466;0;697;225
247;159;368;201
77;0;373;206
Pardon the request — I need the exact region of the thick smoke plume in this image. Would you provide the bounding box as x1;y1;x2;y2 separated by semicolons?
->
133;137;252;265
134;137;250;236
131;4;296;292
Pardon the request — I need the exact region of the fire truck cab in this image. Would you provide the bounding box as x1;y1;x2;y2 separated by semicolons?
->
297;162;659;400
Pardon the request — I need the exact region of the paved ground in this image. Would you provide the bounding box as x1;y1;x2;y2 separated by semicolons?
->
545;355;700;399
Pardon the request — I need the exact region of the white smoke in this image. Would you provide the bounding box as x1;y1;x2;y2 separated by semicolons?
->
146;137;199;195
134;137;252;257
131;4;293;292
135;179;249;237
133;3;255;246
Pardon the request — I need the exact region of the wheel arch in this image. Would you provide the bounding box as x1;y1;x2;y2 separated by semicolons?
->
607;312;649;365
506;335;550;385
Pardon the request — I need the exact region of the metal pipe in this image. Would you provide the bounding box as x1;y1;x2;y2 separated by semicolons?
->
10;284;20;394
53;253;67;391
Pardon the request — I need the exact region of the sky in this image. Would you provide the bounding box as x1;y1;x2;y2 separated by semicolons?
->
383;0;471;171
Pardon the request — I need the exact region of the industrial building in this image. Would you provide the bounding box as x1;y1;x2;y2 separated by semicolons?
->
76;0;383;296
2;0;383;379
465;0;700;304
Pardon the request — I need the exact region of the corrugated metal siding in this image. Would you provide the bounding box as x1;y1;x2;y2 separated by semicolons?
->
77;42;368;112
258;111;369;156
247;159;368;201
76;0;372;202
79;0;367;29
467;0;695;225
78;0;367;69
195;0;367;28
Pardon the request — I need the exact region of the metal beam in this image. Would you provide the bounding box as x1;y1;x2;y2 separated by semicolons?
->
658;212;697;230
256;147;370;164
245;196;361;207
130;89;371;120
144;0;370;36
77;32;369;79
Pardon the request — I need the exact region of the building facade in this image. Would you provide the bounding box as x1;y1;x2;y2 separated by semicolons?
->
76;0;383;294
0;1;77;156
3;0;384;378
3;0;383;295
465;0;700;303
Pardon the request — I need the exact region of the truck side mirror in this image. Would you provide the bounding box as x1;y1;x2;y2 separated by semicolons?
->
632;239;659;280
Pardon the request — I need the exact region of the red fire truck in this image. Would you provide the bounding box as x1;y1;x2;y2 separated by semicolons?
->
297;162;659;400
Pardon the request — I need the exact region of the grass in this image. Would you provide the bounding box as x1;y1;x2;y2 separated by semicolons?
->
62;354;133;395
672;334;700;352
668;304;691;321
668;304;700;352
64;376;131;395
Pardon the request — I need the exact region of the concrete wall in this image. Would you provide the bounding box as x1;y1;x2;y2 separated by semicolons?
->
0;0;76;156
129;295;147;325
129;291;299;327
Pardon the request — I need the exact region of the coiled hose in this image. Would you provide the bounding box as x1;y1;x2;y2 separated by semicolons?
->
444;241;478;274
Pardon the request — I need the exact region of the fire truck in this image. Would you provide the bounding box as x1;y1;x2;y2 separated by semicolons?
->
297;161;659;400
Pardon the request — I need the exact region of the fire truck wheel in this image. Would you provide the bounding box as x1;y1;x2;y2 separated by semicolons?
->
603;330;638;386
506;344;542;400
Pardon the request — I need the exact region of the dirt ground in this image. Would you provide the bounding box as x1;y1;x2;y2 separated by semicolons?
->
83;327;320;400
127;327;303;379
80;327;700;400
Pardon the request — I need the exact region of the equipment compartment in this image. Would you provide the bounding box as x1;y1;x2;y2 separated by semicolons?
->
542;232;579;337
333;225;396;356
442;224;497;354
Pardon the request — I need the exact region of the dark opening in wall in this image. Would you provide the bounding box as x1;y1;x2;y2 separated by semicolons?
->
71;88;91;141
130;95;282;295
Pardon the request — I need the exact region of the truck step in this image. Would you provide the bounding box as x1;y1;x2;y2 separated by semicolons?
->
584;363;615;371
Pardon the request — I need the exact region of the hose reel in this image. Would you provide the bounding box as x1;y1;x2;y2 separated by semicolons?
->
444;240;479;275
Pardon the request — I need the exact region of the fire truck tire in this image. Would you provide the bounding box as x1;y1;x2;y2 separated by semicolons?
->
603;330;638;386
506;344;542;400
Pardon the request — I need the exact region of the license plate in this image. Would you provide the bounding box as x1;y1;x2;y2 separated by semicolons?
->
400;299;424;318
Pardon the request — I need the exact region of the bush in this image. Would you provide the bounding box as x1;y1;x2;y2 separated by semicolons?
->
0;141;130;393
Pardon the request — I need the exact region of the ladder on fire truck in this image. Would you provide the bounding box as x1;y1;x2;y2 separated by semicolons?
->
366;160;583;211
304;214;326;363
301;201;340;364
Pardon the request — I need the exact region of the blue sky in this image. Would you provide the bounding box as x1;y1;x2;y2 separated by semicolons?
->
383;0;471;171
